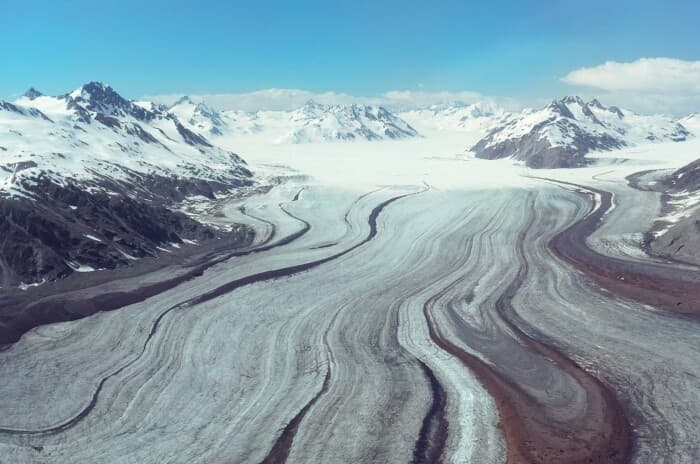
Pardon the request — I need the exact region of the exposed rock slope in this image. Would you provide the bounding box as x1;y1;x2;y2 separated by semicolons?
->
0;82;253;287
471;96;690;168
646;158;700;265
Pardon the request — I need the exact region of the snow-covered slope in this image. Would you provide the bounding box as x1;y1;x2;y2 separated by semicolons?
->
168;96;263;137
5;82;251;200
171;100;419;144
471;96;691;168
399;102;509;133
397;102;511;147
278;101;419;143
680;114;700;135
168;96;228;136
0;82;253;287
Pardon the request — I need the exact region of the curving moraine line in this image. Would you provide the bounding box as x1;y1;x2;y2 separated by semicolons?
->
259;370;331;464
410;362;448;464
261;184;449;463
538;177;700;315
423;192;630;464
292;186;306;202
307;188;383;251
0;202;310;436
258;295;346;464
0;188;311;346
238;205;278;246
0;186;426;437
491;196;630;463
188;188;421;307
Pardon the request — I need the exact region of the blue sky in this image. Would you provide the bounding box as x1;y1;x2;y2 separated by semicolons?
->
2;0;699;110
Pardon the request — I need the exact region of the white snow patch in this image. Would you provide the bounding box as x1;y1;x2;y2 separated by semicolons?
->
18;279;46;291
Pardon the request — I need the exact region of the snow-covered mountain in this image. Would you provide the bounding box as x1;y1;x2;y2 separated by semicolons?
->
278;101;419;143
170;100;419;144
168;96;263;137
399;101;509;133
680;114;700;135
0;82;253;287
168;96;228;136
471;96;691;168
6;82;252;201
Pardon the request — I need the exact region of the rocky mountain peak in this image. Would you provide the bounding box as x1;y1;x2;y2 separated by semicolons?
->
67;82;158;122
559;95;586;106
300;99;326;111
546;99;576;119
587;98;604;109
23;87;43;100
471;96;689;168
69;81;115;101
173;95;195;106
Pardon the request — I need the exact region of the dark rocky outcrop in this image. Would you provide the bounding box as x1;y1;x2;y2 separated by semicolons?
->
173;119;214;147
644;159;700;266
472;96;689;169
661;158;700;192
66;81;158;122
1;82;256;287
0;178;245;287
23;87;44;100
1;100;53;122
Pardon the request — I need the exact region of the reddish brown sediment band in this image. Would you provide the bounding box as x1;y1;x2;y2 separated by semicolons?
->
424;278;630;464
423;196;630;464
537;177;700;315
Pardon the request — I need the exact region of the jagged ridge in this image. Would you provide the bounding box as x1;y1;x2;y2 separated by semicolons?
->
471;96;690;168
0;82;254;287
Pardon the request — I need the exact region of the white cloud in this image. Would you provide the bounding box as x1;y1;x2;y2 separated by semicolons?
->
562;58;700;116
563;58;700;94
142;88;519;112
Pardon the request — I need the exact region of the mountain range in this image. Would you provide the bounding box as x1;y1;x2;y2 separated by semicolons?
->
398;101;509;134
0;82;253;287
168;98;419;143
168;95;695;169
471;96;691;168
1;82;698;288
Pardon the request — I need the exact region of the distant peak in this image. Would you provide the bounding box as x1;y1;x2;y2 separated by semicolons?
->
77;81;109;94
302;99;325;108
64;82;157;121
69;81;119;101
588;98;604;109
194;101;214;111
83;81;109;90
608;105;625;118
23;87;43;100
173;95;194;106
546;99;576;119
559;95;586;106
